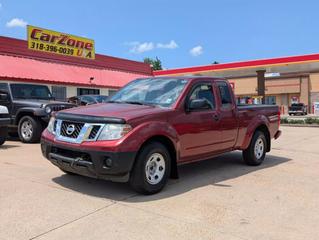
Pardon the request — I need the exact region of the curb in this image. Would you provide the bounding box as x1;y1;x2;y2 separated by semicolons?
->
281;124;319;128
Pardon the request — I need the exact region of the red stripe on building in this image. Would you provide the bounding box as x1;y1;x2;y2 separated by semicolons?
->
154;54;319;76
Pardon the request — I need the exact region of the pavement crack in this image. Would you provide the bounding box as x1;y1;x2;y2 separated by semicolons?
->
28;191;139;239
29;202;116;240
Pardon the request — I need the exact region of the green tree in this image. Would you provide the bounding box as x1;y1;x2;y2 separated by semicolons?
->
144;57;163;71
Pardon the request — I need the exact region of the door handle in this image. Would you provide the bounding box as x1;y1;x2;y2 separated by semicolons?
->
213;114;220;121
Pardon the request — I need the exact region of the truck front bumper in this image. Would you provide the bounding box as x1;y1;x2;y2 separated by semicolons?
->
41;139;137;182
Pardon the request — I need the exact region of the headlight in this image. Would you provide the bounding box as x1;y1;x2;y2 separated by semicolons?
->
47;117;56;135
45;106;52;114
97;124;132;141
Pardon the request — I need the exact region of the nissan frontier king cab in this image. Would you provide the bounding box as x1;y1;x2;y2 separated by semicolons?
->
41;77;281;194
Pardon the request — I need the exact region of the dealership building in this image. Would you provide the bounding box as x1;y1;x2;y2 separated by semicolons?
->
2;34;319;114
155;55;319;114
0;36;153;100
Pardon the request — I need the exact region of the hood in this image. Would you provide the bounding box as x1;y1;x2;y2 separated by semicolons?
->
13;99;74;108
60;103;171;121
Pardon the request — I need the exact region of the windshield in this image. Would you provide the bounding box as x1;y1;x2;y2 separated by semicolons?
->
109;78;188;107
95;95;108;103
10;84;52;100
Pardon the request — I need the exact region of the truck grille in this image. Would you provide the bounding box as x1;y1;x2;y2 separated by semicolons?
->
53;120;57;132
60;121;84;139
51;105;73;112
54;119;104;143
88;125;101;139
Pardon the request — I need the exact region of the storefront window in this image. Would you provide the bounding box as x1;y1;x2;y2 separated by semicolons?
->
108;90;118;97
77;88;100;95
52;86;66;101
265;96;276;105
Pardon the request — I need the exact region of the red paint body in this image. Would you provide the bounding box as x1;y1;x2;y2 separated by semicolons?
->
42;77;281;165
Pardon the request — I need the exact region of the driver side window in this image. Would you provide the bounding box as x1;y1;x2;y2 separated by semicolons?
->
189;83;215;110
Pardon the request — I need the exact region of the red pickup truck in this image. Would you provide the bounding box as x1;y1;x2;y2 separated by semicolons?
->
41;77;281;194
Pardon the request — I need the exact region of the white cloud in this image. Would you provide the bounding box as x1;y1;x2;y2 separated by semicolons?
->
127;40;178;54
189;45;203;57
129;42;155;54
6;18;28;28
157;40;178;49
0;3;2;9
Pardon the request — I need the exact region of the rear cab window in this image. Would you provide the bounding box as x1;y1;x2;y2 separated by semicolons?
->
216;81;233;109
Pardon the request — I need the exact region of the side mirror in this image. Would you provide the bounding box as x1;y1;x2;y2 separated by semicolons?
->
188;99;210;111
0;92;9;101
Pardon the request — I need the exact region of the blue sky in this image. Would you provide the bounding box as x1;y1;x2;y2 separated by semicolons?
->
0;0;319;69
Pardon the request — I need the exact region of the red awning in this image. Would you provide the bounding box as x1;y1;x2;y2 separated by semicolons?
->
0;54;149;88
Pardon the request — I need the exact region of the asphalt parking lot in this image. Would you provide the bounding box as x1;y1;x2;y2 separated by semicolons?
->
1;126;318;240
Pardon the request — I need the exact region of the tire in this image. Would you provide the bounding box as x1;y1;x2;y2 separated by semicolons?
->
243;131;267;166
0;136;5;146
129;142;171;195
18;116;43;143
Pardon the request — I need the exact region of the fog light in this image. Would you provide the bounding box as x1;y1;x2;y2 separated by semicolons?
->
104;157;113;168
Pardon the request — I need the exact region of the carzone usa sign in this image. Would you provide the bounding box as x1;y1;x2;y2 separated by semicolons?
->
27;25;95;59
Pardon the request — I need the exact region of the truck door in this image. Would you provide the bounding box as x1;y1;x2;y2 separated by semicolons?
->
175;81;222;161
215;81;238;150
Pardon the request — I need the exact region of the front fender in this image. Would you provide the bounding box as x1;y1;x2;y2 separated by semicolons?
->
240;114;270;150
15;108;47;124
118;121;180;155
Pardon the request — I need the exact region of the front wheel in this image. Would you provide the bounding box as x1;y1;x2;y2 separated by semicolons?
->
243;131;267;166
18;116;43;143
129;142;171;195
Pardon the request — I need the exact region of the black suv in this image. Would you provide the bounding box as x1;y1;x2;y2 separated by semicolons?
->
0;83;75;143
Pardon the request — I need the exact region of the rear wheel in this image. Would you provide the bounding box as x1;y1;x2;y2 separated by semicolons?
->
130;142;171;195
243;131;267;166
18;116;43;143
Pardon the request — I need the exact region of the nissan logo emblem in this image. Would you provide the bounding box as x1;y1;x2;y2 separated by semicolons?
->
66;124;75;135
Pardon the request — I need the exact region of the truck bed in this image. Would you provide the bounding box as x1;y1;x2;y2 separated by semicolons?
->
235;104;280;149
237;104;278;110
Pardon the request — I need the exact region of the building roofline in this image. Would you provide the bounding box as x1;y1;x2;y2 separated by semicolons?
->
0;36;153;75
154;53;319;76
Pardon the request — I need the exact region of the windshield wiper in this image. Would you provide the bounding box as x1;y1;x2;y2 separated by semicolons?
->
107;100;155;106
107;100;144;105
106;100;122;104
123;101;144;105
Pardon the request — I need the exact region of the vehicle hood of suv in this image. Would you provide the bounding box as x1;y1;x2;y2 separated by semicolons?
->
13;99;74;108
60;103;171;121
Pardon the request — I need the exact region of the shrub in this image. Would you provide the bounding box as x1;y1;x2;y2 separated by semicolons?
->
305;118;314;124
305;117;319;124
281;117;319;125
288;119;305;124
